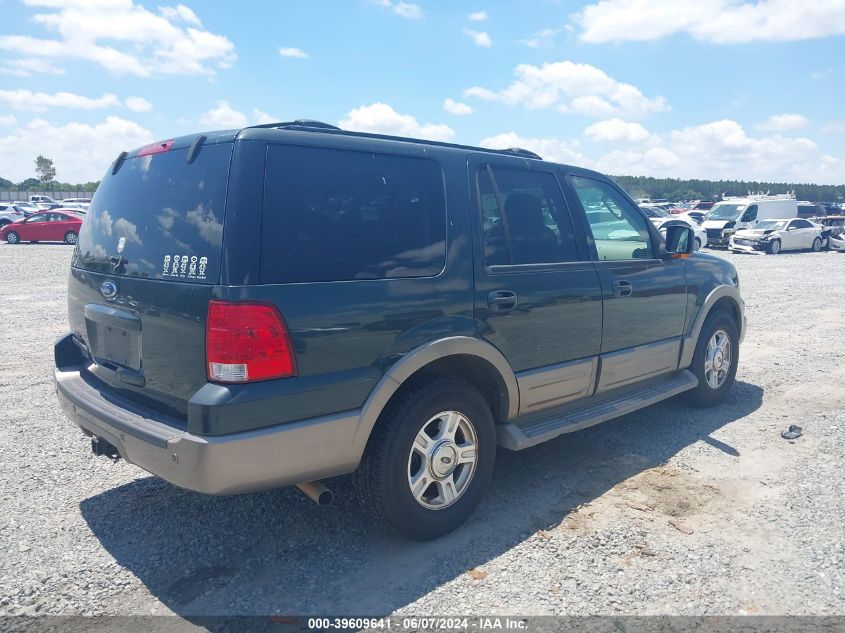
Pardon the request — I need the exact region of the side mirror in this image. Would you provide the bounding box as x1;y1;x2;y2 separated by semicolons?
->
661;224;695;259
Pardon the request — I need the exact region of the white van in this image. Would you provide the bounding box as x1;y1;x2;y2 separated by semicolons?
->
702;194;797;247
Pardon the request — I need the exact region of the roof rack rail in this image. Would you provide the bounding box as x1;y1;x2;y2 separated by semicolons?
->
240;120;550;162
247;119;341;131
503;147;542;160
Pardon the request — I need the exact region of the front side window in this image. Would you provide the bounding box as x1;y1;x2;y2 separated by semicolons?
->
740;205;758;222
260;145;447;283
570;176;652;261
478;165;578;266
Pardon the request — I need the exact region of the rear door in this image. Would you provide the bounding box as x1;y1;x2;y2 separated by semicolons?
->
565;174;688;394
22;213;50;240
470;157;603;415
69;140;234;417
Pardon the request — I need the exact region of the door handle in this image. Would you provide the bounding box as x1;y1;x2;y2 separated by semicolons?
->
613;280;633;297
487;290;518;312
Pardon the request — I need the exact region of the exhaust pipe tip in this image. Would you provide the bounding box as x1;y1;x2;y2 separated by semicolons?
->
296;481;333;506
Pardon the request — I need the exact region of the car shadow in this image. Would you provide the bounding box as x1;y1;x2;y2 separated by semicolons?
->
80;380;763;618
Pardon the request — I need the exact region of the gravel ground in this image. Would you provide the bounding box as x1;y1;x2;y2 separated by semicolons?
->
1;243;843;618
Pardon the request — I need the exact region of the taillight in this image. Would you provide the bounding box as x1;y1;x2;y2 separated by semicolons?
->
206;301;296;383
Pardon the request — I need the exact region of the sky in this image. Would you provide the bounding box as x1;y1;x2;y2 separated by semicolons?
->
0;0;844;185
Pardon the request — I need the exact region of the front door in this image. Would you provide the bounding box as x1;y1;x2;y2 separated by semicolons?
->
785;219;815;249
565;174;688;394
470;157;603;415
21;213;50;241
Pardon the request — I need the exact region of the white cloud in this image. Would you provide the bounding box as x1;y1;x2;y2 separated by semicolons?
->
279;47;309;58
0;115;16;126
520;28;561;48
464;60;668;119
583;118;654;143
810;68;833;80
370;0;424;19
468;10;488;21
443;98;474;115
822;121;845;134
0;0;236;77
0;89;121;111
199;101;248;128
125;96;152;112
0;57;65;77
573;0;845;44
463;27;492;47
480;132;588;165
0;116;153;182
252;108;277;124
338;103;454;141
480;119;843;184
158;4;202;26
756;113;808;132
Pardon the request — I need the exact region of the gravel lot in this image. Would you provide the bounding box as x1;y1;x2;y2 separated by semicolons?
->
1;243;843;618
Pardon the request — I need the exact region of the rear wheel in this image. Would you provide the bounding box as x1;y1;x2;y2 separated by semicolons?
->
768;239;781;254
812;237;822;252
694;237;702;251
5;231;19;244
64;230;78;245
355;376;496;540
684;311;739;408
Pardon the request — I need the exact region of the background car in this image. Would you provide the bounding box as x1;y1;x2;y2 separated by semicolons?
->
61;198;92;211
797;203;828;219
641;205;707;249
11;201;39;216
0;203;27;227
0;210;83;245
730;218;823;254
815;216;845;250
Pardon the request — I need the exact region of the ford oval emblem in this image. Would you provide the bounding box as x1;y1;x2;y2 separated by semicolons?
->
100;280;118;300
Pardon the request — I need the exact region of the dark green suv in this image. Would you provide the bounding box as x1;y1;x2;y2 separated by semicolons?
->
54;121;745;540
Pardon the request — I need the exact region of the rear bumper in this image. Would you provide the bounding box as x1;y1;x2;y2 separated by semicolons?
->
55;357;362;495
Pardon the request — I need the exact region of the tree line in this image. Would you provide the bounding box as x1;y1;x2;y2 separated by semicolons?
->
612;175;845;203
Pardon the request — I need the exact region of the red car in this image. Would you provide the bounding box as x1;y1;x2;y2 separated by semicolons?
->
0;210;83;245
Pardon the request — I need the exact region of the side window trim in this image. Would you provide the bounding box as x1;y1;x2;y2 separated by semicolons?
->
481;164;514;265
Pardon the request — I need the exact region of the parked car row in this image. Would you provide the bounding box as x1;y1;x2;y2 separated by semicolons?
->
27;195;92;211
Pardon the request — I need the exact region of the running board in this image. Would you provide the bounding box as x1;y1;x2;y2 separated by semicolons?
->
497;370;698;451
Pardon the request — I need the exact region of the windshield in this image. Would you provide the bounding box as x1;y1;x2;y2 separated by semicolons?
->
640;206;669;218
708;203;745;221
756;220;788;230
73;143;233;284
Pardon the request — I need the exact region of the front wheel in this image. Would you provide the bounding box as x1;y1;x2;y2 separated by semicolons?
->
684;311;739;408
64;231;78;245
768;239;781;254
5;231;20;244
355;376;496;540
812;237;822;252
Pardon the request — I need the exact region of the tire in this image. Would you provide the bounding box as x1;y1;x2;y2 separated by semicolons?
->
684;310;739;408
5;231;19;244
64;231;78;245
355;375;496;541
812;237;822;252
694;237;702;251
768;239;781;254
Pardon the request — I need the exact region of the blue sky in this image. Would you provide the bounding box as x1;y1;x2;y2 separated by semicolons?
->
0;0;844;184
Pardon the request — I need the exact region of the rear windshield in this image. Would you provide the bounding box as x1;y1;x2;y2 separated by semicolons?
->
73;143;233;283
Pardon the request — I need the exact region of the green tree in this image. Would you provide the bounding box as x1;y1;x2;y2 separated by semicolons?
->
34;155;57;183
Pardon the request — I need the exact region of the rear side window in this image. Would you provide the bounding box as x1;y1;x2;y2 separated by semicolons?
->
260;145;446;283
74;143;233;283
478;165;579;266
